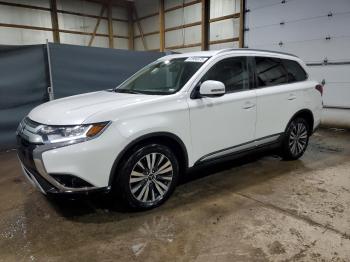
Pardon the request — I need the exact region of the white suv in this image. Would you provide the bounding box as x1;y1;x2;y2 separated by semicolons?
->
17;49;323;209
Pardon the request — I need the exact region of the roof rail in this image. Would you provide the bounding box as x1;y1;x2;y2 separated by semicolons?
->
217;48;298;58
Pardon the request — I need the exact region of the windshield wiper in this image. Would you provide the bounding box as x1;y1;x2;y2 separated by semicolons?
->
114;89;143;94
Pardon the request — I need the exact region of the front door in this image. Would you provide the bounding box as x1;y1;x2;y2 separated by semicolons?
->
187;56;257;163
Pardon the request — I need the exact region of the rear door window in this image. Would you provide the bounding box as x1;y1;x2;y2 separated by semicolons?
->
255;57;288;87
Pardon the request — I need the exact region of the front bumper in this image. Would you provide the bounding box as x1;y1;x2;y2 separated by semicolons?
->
17;135;110;195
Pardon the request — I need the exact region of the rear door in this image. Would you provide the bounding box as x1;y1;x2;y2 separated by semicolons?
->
254;56;308;140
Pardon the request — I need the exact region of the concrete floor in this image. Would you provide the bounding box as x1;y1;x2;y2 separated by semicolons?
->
0;128;350;262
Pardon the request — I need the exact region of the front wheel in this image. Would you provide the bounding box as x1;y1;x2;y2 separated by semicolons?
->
114;143;179;210
280;118;310;160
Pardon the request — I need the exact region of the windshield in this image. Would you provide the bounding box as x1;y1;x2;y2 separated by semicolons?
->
114;57;208;95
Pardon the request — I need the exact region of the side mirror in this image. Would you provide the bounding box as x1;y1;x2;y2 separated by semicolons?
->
199;80;225;97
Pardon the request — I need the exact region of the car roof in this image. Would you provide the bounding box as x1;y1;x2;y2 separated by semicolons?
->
160;48;299;61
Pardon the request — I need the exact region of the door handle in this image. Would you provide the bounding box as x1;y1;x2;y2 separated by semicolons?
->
288;94;296;101
242;101;255;109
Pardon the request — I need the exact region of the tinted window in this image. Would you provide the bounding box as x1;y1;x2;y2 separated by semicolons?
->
255;57;288;87
282;59;307;83
201;57;248;93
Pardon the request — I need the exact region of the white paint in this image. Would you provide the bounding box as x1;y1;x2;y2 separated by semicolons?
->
25;49;322;188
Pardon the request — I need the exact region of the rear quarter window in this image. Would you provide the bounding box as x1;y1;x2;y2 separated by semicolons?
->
282;59;307;83
255;57;288;87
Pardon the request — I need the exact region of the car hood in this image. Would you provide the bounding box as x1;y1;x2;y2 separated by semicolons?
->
28;91;161;125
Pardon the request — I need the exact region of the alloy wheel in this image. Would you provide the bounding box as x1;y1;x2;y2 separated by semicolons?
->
129;153;173;203
288;122;308;156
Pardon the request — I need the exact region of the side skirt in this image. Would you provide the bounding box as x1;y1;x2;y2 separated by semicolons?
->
193;134;283;167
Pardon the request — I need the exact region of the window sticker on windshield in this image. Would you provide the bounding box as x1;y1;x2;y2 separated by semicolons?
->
185;57;208;63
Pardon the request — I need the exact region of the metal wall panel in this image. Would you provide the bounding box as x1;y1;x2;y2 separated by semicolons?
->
165;25;201;47
210;18;239;41
59;33;109;48
0;0;50;8
0;27;53;45
0;0;128;48
210;0;240;19
133;0;160;51
112;21;128;37
165;3;201;28
138;15;159;34
56;1;128;49
134;36;160;51
134;37;145;51
165;0;182;10
0;6;51;27
175;46;201;53
112;6;128;20
183;3;201;23
210;41;238;50
245;0;350;109
57;0;104;16
58;13;108;35
114;38;128;49
135;0;159;16
145;34;160;50
165;8;183;28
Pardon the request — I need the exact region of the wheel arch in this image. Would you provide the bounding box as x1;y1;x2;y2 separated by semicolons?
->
286;109;314;135
108;132;189;186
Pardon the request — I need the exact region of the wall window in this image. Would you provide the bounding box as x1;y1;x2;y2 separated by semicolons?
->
255;57;288;87
202;57;249;93
282;59;307;83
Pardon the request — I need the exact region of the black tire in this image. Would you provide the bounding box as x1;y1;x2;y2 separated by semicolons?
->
113;143;179;210
280;117;310;160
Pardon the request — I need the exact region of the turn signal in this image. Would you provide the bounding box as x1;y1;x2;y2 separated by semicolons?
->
86;123;108;137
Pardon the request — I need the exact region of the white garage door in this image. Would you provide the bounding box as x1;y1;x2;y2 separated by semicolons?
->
244;0;350;109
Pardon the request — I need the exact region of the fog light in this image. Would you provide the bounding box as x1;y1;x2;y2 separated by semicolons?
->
51;174;93;188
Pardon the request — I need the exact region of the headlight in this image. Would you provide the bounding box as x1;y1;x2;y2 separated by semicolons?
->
38;122;110;144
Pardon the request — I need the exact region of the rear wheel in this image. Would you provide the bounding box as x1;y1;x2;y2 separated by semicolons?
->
114;143;179;210
280;118;310;160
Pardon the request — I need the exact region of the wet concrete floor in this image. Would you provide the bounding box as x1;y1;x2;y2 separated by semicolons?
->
0;128;350;261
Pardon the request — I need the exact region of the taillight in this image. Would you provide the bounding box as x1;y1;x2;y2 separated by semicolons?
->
315;84;323;96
